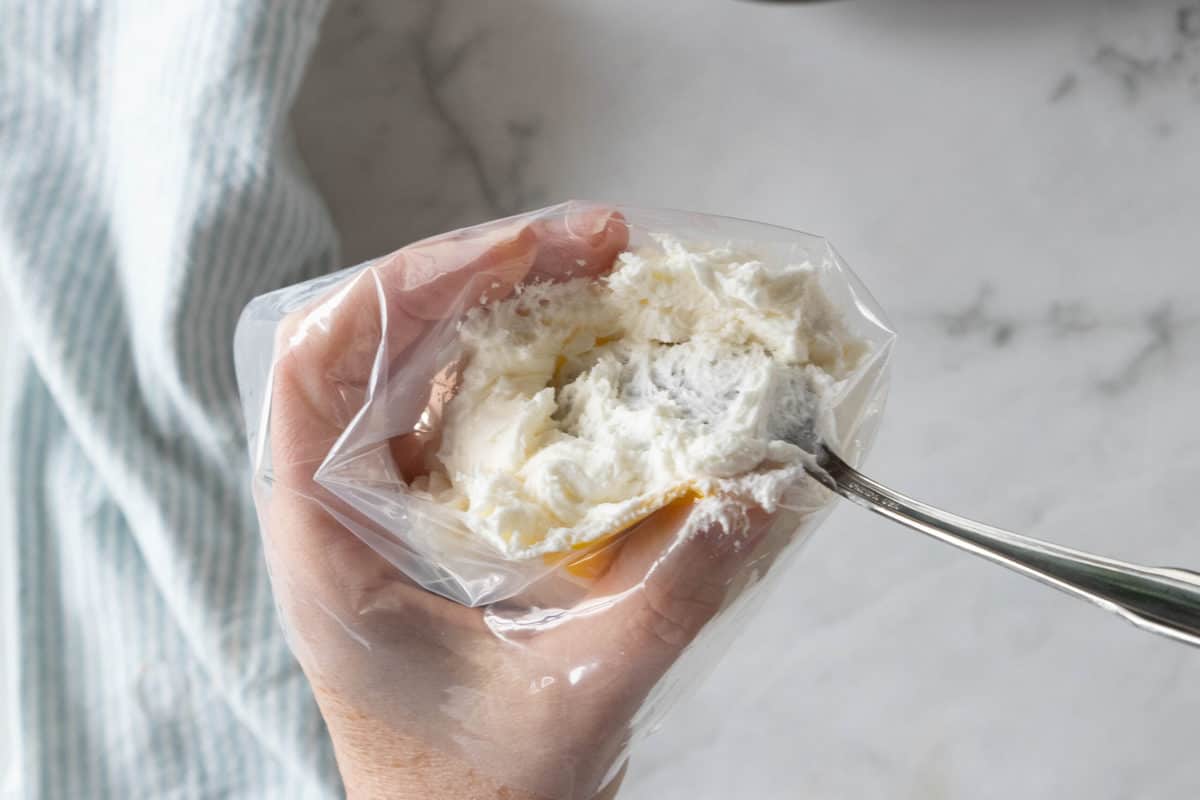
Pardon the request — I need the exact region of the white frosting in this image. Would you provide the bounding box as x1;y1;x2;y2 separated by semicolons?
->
422;235;866;559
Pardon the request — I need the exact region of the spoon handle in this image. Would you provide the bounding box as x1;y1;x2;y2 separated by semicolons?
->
815;448;1200;648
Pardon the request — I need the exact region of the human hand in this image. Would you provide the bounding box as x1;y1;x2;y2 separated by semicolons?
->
262;205;771;799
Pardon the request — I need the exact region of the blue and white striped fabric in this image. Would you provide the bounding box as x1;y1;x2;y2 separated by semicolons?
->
0;2;346;796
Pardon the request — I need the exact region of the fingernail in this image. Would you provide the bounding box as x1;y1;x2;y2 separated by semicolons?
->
565;203;615;245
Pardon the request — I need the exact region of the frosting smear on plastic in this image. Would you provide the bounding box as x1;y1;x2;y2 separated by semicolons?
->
420;235;866;559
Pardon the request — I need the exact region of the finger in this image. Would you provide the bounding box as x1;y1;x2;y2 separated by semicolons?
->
571;500;773;676
265;481;491;651
265;462;496;680
386;220;543;321
388;359;462;482
528;203;629;282
271;219;540;479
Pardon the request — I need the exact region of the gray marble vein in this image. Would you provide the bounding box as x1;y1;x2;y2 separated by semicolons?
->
907;289;1200;398
410;1;533;218
291;0;546;264
1057;1;1200;105
1095;303;1179;394
1049;72;1080;102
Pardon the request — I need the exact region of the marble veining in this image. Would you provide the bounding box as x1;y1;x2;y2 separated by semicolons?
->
409;0;544;218
1051;1;1200;114
1091;3;1200;101
1093;304;1187;395
292;0;547;263
913;289;1199;395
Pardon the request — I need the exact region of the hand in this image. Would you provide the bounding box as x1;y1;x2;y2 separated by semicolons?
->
262;205;771;799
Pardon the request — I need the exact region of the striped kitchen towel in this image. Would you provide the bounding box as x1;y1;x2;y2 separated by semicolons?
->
0;1;345;796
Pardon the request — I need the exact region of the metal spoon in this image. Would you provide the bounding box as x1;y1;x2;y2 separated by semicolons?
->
808;446;1200;648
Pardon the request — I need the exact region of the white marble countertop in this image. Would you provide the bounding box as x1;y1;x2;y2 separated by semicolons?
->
294;1;1200;797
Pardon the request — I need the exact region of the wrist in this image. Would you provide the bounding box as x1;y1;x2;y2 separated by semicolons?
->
316;683;627;800
338;747;625;800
